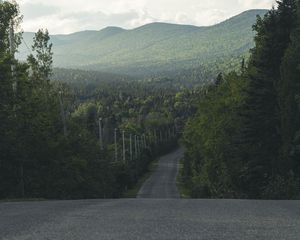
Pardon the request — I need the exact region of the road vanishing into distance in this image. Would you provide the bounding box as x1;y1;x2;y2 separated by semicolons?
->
137;148;183;198
1;149;300;240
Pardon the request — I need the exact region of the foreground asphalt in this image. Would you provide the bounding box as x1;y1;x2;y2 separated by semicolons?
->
1;149;300;240
1;199;300;240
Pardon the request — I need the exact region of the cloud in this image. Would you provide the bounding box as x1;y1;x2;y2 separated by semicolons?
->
18;0;276;34
61;10;143;30
237;0;274;8
20;2;60;20
195;9;228;26
127;9;158;28
21;9;151;33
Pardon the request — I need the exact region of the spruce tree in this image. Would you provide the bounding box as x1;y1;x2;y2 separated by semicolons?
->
239;0;298;197
279;2;300;174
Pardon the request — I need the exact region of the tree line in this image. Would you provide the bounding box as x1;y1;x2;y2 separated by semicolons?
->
0;2;187;199
182;0;300;199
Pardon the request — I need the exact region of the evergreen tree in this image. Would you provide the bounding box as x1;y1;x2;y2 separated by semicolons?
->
181;0;300;199
0;0;25;197
27;29;53;81
279;2;300;174
238;0;298;197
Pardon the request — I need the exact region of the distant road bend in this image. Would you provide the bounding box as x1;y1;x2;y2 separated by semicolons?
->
1;148;300;240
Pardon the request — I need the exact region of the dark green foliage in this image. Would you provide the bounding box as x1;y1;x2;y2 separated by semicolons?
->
0;0;23;198
0;2;182;200
51;67;215;90
183;73;247;198
3;1;299;200
27;29;53;80
279;4;300;174
239;0;299;197
182;0;300;199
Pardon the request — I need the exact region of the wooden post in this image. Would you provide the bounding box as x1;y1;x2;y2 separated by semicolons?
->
137;136;140;156
122;130;126;164
130;133;133;161
134;135;138;159
98;118;103;150
58;91;67;137
9;19;16;92
144;134;147;148
114;128;118;162
154;130;157;145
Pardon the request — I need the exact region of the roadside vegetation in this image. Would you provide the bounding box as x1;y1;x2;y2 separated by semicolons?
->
0;2;185;199
181;0;300;199
1;0;299;201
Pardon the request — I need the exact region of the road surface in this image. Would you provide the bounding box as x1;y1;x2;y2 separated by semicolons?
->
1;149;300;240
1;199;300;240
137;148;183;198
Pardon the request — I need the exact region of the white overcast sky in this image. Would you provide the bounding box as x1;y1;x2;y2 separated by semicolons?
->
17;0;276;34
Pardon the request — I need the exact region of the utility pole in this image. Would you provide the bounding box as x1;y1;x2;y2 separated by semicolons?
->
174;123;178;136
141;134;144;149
114;128;118;162
8;14;17;92
98;118;103;150
6;0;17;102
58;91;67;137
143;134;146;149
137;136;141;156
122;130;126;164
134;135;138;159
130;134;133;161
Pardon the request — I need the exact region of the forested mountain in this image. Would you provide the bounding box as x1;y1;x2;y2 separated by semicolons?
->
51;66;216;90
1;1;193;199
2;0;299;202
0;0;204;200
18;9;267;76
182;0;300;199
51;68;135;90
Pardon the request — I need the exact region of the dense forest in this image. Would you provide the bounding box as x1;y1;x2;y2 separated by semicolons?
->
0;2;195;199
182;0;300;199
1;0;300;200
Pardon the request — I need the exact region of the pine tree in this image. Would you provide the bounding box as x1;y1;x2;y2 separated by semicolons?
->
239;0;298;197
279;2;300;174
27;29;53;81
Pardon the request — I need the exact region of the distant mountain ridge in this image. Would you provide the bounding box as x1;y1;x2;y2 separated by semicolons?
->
19;9;268;76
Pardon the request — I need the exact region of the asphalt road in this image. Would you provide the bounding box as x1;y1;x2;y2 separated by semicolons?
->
137;148;183;198
1;149;300;240
1;199;300;240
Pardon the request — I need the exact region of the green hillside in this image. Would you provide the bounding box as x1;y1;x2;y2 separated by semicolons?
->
19;9;267;76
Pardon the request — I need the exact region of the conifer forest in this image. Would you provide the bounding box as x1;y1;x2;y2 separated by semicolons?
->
1;0;300;200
